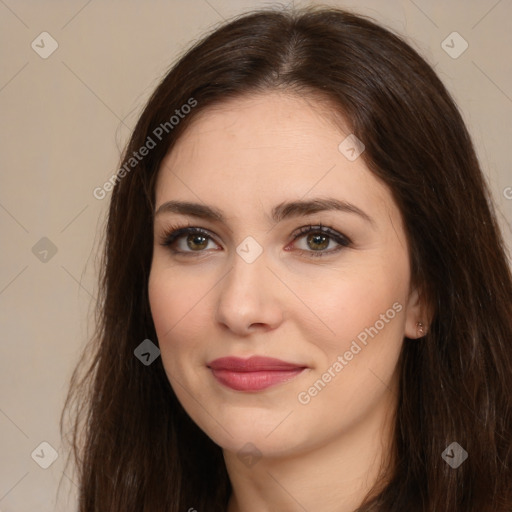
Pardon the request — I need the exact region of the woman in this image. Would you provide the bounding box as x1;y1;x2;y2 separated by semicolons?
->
61;5;512;511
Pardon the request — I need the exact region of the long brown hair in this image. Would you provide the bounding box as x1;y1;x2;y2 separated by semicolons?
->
61;5;512;511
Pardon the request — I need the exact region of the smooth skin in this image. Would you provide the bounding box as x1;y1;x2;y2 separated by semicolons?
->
148;91;426;512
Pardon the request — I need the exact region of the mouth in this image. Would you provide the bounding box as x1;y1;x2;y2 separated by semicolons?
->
207;356;308;391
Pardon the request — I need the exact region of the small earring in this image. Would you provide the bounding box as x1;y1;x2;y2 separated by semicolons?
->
416;321;426;337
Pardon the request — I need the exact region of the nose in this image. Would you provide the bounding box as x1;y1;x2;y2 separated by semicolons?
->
215;250;284;336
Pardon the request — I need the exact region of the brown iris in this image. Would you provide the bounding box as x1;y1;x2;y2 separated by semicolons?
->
306;233;329;251
187;234;209;251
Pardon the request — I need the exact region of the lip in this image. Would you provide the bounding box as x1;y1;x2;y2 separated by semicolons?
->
208;356;307;391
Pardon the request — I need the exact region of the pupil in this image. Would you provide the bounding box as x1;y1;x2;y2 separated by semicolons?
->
308;233;328;250
188;234;208;250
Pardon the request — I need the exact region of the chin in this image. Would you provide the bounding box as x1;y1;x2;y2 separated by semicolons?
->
194;410;309;458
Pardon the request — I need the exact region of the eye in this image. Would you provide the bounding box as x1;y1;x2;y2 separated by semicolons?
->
288;224;351;258
160;225;220;255
159;223;351;258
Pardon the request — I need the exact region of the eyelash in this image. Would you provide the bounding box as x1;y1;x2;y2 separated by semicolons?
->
159;222;351;259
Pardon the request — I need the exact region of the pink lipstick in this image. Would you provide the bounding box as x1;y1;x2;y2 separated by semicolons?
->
208;356;306;391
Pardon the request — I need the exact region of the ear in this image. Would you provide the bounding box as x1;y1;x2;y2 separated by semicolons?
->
404;286;432;339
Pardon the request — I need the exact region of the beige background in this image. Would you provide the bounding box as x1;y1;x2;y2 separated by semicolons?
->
0;0;511;510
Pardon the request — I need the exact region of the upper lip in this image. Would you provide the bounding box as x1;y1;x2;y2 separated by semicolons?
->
208;356;307;372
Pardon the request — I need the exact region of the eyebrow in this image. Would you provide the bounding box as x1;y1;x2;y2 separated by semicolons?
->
155;198;374;226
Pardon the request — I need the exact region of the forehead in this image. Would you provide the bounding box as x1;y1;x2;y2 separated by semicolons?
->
154;92;395;224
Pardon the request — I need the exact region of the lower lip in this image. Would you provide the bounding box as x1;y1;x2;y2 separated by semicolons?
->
210;368;305;391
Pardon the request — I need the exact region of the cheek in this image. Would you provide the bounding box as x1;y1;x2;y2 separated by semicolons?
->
299;258;409;354
148;273;179;339
148;268;209;367
148;259;215;331
294;267;406;428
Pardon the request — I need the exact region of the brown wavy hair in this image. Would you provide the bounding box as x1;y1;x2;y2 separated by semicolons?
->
61;5;512;511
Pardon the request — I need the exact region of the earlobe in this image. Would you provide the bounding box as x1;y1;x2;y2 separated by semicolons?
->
404;287;431;339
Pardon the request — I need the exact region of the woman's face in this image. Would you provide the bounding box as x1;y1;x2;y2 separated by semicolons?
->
148;92;423;458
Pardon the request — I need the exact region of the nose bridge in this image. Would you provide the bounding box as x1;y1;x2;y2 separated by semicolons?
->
223;245;269;303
